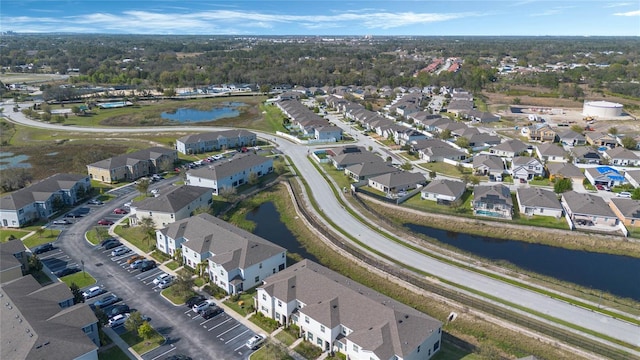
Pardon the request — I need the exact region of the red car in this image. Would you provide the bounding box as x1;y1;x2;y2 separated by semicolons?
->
595;184;604;191
113;208;128;215
98;219;114;226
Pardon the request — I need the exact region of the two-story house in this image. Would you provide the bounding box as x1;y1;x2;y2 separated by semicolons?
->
472;184;513;219
510;156;544;180
175;130;257;155
129;185;213;228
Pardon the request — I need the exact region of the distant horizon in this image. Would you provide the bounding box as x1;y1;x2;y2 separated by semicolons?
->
2;1;639;37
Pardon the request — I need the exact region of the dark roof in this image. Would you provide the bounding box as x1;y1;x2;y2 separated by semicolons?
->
0;239;26;273
610;198;640;220
516;188;562;210
562;191;616;218
368;171;426;189
87;147;176;170
260;260;442;359
422;179;466;198
187;153;273;181
132;185;212;213
345;162;396;178
177;129;256;145
0;173;89;211
0;276;98;360
473;184;512;206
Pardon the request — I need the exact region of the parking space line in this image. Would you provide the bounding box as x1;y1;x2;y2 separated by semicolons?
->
207;318;231;331
184;309;193;314
199;316;219;326
225;329;249;344
138;271;162;282
150;346;176;360
233;343;247;352
192;314;202;320
217;323;240;337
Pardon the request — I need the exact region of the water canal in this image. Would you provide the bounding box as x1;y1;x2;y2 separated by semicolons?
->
160;102;245;122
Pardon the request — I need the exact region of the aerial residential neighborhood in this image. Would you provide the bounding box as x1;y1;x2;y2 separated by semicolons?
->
1;5;640;360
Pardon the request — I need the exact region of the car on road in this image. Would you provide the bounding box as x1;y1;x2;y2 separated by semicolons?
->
245;334;266;349
55;267;80;277
158;277;173;289
152;273;171;285
127;255;145;264
150;189;159;196
33;243;54;254
185;295;206;308
52;219;72;225
111;247;130;257
617;191;632;198
104;240;122;250
97;219;114;226
200;306;224;319
192;299;214;313
108;313;130;327
106;304;130;318
94;294;121;308
139;260;157;272
113;208;128;214
82;286;105;300
65;212;83;218
88;199;104;205
129;259;144;269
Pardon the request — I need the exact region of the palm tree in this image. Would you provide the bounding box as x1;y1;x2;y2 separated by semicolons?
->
139;217;156;245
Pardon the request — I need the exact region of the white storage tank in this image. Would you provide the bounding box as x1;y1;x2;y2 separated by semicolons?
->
583;100;623;118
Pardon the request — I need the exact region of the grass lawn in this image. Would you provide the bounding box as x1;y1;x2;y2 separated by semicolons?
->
165;260;181;270
432;342;480;360
60;271;97;288
250;342;294;360
22;229;61;248
98;346;130;360
149;250;171;263
113;224;155;253
31;270;53;285
419;162;470;177
319;163;352;191
248;313;280;333
0;229;31;242
529;178;553;186
254;103;289;133
294;340;323;359
120;329;164;355
223;289;257;316
161;287;196;305
193;277;206;287
274;329;297;346
403;191;474;217
513;214;570;230
86;227;111;245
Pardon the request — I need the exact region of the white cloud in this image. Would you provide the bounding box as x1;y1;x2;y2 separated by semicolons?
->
603;2;633;8
613;10;640;16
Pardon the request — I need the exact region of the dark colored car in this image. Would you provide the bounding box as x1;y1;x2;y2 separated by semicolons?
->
106;304;130;318
186;295;206;308
33;243;54;254
94;294;121;308
139;260;157;272
100;238;116;247
104;240;122;250
65;212;83;218
55;267;80;277
200;306;224;319
165;355;192;360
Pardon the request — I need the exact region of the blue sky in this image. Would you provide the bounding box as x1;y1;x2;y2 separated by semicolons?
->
1;1;639;36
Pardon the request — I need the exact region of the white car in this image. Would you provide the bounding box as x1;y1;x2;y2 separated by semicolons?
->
82;286;104;299
111;247;130;257
617;191;632;198
152;273;171;285
245;334;266;349
108;313;130;327
158;277;174;289
192;299;214;313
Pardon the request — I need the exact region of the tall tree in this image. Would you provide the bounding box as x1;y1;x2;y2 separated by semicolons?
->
70;283;84;304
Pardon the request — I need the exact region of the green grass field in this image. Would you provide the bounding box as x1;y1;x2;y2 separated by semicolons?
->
60;271;97;288
0;229;31;242
22;229;61;248
120;329;164;355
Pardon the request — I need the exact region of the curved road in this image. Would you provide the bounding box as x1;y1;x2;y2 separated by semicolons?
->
3;106;639;352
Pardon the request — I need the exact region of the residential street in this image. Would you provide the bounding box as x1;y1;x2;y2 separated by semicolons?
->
3;104;640;353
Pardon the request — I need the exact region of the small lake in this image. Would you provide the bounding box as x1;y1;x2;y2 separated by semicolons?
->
245;202;318;263
160;102;245;123
0;152;32;170
405;223;640;301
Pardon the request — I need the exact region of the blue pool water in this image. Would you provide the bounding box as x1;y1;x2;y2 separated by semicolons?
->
161;102;245;123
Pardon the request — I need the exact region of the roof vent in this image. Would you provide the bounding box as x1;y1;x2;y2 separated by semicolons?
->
44;341;50;346
398;320;403;323
404;315;409;319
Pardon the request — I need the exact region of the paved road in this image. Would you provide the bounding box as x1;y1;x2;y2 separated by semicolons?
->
4;105;640;351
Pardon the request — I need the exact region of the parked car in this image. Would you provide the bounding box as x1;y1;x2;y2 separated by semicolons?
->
55;267;80;277
98;219;114;226
519;178;527;184
158;277;174;289
33;243;54;255
127;255;145;264
200;306;224;319
100;238;117;247
129;259;144;269
65;212;83;218
186;295;206;308
104;240;122;250
139;260;157;272
192;299;214;313
82;286;105;300
108;313;130;327
123;202;132;208
111;247;130;257
618;191;632;198
52;219;72;225
245;334;266;349
113;208;128;214
152;273;171;285
94;294;121;308
88;199;104;205
165;355;192;360
106;304;130;318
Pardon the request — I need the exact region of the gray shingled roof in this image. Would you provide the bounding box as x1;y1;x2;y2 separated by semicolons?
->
492;139;528;154
260;260;441;360
332;151;382;168
345;161;396;178
0;239;26;273
87;146;175;170
159;213;285;271
516;188;562;210
511;156;540;167
536;143;567;157
0;173;88;211
368;171;426;189
609;198;640;220
421;179;466;197
473;154;504;171
473;184;512;206
177;129;256;145
187;153;272;181
1;276;98;360
546;163;583;178
562;191;616;218
605;146;640;160
132;185;212;213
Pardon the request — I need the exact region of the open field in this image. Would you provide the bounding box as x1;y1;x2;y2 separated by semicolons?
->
0;72;70;84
